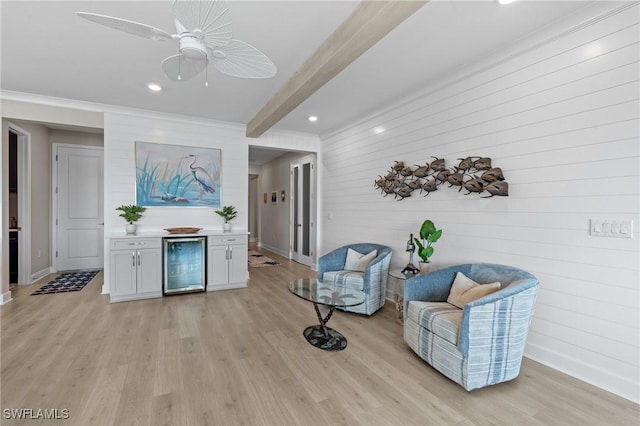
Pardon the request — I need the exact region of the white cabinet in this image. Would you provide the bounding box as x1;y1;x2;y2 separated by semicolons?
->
110;237;162;302
207;234;248;291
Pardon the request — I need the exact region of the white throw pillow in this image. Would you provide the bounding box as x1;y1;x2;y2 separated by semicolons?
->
447;272;501;309
344;248;378;272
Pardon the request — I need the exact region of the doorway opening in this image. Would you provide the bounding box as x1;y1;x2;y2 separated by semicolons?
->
8;123;31;285
248;147;317;268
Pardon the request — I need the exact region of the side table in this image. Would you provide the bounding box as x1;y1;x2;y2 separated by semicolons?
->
388;269;417;325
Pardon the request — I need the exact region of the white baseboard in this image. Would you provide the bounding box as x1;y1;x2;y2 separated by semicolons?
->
525;342;639;404
0;290;13;305
258;243;290;259
30;267;51;283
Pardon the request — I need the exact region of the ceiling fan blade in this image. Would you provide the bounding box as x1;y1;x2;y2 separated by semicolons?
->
208;40;277;79
162;54;208;82
172;0;232;47
76;12;173;42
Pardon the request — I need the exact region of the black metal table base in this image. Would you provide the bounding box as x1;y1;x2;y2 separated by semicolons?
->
300;302;348;351
303;325;347;351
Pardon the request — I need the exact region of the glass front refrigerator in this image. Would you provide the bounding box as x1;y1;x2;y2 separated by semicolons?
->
163;236;207;295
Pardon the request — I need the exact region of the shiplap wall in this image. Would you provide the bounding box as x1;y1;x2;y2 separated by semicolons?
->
320;4;639;403
103;112;319;292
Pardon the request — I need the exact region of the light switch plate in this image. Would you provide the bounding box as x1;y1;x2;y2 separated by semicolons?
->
590;219;633;238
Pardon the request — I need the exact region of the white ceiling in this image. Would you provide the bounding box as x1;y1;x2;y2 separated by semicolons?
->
1;0;609;137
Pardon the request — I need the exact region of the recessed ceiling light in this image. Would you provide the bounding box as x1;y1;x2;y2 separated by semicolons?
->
308;115;318;122
374;127;385;134
147;83;162;92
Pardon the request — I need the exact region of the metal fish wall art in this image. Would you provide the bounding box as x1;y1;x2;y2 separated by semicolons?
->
374;156;509;200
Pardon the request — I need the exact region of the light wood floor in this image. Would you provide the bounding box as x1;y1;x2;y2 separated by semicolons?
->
1;249;638;426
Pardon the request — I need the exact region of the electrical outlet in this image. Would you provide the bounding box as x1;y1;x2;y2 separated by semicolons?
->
590;219;633;238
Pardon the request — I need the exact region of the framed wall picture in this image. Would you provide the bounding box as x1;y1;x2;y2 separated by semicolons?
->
281;190;286;202
263;193;268;204
135;141;221;207
271;191;278;204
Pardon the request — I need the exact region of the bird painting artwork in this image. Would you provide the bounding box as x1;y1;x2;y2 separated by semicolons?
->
186;154;216;200
135;141;221;207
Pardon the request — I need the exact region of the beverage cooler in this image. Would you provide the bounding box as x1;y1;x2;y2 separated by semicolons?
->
163;236;207;295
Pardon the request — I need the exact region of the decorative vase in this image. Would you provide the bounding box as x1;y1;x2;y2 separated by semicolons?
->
126;223;137;235
419;261;431;274
223;222;232;232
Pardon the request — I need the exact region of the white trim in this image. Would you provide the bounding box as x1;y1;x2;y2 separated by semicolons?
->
30;266;51;283
257;243;289;259
7;122;31;286
0;291;13;305
526;343;639;404
1;90;322;141
51;143;104;272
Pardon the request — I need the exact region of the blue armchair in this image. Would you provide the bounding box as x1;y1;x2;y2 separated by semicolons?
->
317;243;392;315
404;263;538;391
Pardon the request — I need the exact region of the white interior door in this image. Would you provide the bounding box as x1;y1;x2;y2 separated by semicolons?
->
290;155;315;267
55;145;104;271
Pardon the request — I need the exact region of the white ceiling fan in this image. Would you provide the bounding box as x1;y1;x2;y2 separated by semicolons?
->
77;0;277;85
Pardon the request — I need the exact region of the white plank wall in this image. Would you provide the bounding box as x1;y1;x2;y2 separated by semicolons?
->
319;4;639;403
102;112;319;293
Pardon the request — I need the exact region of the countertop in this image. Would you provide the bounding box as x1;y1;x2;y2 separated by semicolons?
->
109;230;250;239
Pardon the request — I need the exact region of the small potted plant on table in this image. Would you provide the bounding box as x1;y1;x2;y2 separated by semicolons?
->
116;204;146;235
414;219;442;273
215;205;238;232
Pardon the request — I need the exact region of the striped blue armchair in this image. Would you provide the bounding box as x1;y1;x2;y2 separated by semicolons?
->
404;263;538;391
317;243;392;315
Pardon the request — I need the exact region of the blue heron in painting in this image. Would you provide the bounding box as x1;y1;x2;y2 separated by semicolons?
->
186;155;215;200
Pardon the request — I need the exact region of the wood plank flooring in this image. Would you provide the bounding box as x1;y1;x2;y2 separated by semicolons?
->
2;249;638;426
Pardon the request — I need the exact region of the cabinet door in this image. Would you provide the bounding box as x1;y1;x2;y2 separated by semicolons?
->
228;243;248;285
136;248;162;294
110;251;137;296
208;245;229;289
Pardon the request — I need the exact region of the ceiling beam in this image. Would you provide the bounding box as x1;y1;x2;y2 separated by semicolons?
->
246;0;428;138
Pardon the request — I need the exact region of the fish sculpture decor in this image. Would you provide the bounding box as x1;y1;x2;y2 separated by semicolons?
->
374;156;509;200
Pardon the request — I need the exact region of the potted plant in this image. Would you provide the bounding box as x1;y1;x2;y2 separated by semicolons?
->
215;205;238;232
116;204;146;235
413;219;442;273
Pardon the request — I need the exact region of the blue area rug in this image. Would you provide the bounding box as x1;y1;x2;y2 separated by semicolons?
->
31;270;100;295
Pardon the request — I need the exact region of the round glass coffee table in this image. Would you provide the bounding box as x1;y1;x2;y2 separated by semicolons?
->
288;278;365;351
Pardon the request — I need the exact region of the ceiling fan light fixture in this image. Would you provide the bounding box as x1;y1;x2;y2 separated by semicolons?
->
179;37;208;60
147;83;162;92
79;1;276;81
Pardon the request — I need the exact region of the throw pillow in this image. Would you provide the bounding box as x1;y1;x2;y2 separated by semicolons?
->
344;248;378;272
447;272;501;309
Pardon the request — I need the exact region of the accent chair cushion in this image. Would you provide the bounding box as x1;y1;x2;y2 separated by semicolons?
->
407;301;462;345
322;270;365;291
447;272;501;309
344;248;378;272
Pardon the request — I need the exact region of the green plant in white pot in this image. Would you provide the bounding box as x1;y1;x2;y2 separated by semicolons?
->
116;204;146;235
215;205;238;232
414;219;442;273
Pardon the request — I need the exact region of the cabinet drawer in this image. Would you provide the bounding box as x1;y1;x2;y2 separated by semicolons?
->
208;235;247;246
111;238;161;250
